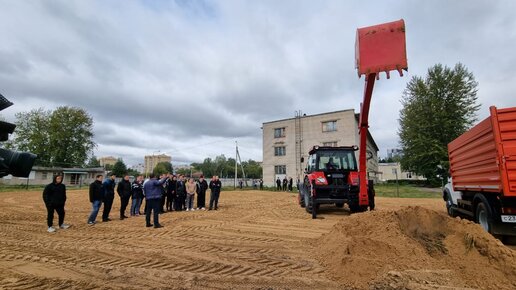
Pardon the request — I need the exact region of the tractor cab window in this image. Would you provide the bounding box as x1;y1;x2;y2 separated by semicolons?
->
316;150;357;171
306;155;316;172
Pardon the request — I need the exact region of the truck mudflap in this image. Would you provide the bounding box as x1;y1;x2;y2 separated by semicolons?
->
492;218;516;236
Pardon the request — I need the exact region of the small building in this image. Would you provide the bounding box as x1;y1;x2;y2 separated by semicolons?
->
377;162;425;182
0;166;105;186
262;109;379;187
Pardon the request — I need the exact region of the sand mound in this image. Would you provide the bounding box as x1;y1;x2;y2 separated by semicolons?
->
313;206;516;289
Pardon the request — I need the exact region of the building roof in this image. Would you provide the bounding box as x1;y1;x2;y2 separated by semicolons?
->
262;109;355;125
32;166;105;173
354;113;380;152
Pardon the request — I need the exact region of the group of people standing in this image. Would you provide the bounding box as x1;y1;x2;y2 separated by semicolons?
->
87;173;223;228
276;176;294;191
40;172;223;233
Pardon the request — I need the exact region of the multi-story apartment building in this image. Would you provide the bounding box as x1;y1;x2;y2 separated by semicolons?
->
262;109;379;187
99;156;117;167
144;154;172;175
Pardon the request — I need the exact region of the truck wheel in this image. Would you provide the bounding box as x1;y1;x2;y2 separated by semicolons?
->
445;190;457;217
335;203;344;208
476;201;493;233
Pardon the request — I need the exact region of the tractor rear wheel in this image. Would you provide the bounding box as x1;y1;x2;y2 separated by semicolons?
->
299;191;306;208
305;189;312;214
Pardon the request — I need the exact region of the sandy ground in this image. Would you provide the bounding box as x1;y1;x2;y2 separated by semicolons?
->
0;189;514;289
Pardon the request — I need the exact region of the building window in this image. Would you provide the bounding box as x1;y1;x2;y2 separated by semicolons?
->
274;165;286;174
41;172;48;180
274;127;286;138
322;141;338;147
274;146;286;156
322;121;337;132
70;174;80;185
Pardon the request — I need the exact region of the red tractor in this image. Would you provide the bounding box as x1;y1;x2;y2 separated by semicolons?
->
299;145;375;219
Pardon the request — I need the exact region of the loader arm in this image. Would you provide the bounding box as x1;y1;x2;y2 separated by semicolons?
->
355;19;408;206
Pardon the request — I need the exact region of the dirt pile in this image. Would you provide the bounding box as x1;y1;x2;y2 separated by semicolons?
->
313;206;516;289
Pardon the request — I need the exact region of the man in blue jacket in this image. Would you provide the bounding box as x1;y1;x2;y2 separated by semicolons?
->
102;173;116;222
143;173;168;228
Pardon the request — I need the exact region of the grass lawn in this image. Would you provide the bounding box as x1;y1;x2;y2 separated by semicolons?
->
374;183;442;198
0;184;86;192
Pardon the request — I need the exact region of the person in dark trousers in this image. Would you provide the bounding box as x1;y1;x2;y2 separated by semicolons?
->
117;174;132;220
276;177;281;191
259;179;263;190
175;175;186;211
131;175;144;216
209;175;222;210
43;174;69;233
196;175;208;210
282;177;288;191
102;173;116;222
143;173;168;228
159;173;168;213
166;174;177;211
88;174;104;225
288;177;293;192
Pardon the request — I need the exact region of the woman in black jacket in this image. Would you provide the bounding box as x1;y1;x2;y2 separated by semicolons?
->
43;174;69;233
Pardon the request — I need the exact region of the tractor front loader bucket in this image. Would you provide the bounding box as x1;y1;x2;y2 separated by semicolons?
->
355;19;408;207
356;19;408;79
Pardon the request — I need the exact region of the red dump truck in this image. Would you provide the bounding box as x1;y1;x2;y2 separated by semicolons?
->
443;106;516;237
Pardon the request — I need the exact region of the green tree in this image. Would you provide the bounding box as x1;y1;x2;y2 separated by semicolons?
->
176;168;190;176
10;106;96;167
48;107;95;167
87;155;101;167
242;159;263;179
8;108;52;165
153;161;172;176
111;158;128;177
398;63;479;184
193;158;215;177
127;168;140;177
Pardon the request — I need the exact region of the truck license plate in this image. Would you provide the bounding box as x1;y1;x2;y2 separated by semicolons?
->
501;215;516;223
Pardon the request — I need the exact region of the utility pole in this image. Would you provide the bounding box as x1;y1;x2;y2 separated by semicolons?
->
235;141;238;189
235;142;247;186
393;167;399;197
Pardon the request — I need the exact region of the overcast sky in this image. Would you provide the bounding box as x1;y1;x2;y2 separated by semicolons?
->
1;0;515;166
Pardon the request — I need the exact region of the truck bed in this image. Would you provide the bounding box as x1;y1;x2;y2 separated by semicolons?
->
448;106;516;197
